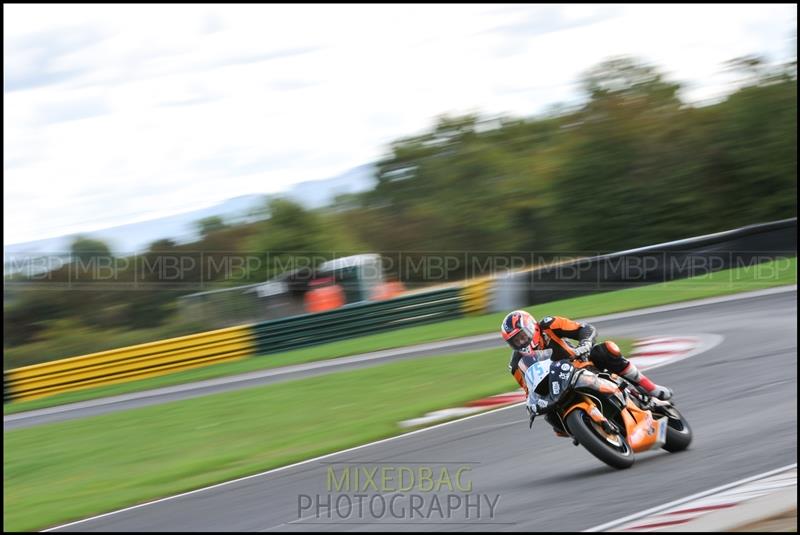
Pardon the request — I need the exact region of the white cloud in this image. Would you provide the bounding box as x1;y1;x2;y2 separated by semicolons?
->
4;3;797;244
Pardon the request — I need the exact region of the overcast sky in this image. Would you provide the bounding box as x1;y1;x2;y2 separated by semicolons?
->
4;4;796;245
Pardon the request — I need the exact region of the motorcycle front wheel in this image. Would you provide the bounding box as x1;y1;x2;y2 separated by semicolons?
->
566;410;635;469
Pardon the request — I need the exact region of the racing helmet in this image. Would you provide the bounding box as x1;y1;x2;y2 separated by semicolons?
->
501;310;542;351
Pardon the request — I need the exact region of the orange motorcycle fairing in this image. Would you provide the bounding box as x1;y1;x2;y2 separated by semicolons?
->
620;398;668;453
562;396;609;427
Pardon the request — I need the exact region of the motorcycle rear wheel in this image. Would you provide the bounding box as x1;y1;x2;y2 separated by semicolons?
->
566;410;635;469
661;407;693;452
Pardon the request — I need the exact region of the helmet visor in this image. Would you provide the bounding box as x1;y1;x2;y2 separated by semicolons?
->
508;330;532;350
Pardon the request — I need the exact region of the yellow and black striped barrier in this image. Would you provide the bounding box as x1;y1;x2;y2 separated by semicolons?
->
3;284;483;404
460;277;492;316
3;325;255;403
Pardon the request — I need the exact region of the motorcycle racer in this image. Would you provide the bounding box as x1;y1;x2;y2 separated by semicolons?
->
500;310;673;434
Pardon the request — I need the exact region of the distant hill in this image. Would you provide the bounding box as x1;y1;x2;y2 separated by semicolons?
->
4;164;375;272
4;194;269;258
282;164;374;209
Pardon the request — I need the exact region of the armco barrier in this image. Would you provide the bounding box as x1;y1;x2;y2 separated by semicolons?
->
461;277;491;316
250;287;463;356
4;325;255;403
3;287;465;403
524;218;797;307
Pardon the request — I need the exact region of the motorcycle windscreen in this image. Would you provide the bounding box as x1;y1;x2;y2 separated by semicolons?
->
523;358;551;394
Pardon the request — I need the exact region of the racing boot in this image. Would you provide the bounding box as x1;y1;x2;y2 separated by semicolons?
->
620;362;673;401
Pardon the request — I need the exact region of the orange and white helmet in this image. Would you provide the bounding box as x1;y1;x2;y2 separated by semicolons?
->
500;310;542;351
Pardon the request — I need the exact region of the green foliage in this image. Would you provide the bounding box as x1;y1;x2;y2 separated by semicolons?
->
581;56;682;105
195;216;228;238
147;238;177;251
536;55;795;251
4;316;210;370
69;236;111;263
344;113;561;256
244;197;355;281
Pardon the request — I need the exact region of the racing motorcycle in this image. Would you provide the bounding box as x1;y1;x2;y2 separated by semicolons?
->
524;356;692;469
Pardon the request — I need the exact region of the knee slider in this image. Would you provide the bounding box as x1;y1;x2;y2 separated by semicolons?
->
604;341;621;357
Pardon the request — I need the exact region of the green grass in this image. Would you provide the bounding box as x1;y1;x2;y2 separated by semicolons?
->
4;256;795;415
4;339;633;532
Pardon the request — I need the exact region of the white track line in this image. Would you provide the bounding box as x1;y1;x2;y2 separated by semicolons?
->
583;463;798;532
40;402;524;532
632;342;697;353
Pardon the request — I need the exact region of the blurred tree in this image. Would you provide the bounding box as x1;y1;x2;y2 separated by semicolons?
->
70;236;112;263
148;238;178;252
196;216;228;238
350;113;563;257
550;57;713;250
3;292;67;346
705;66;797;223
245;197;336;281
723;55;771;85
581;56;682;105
